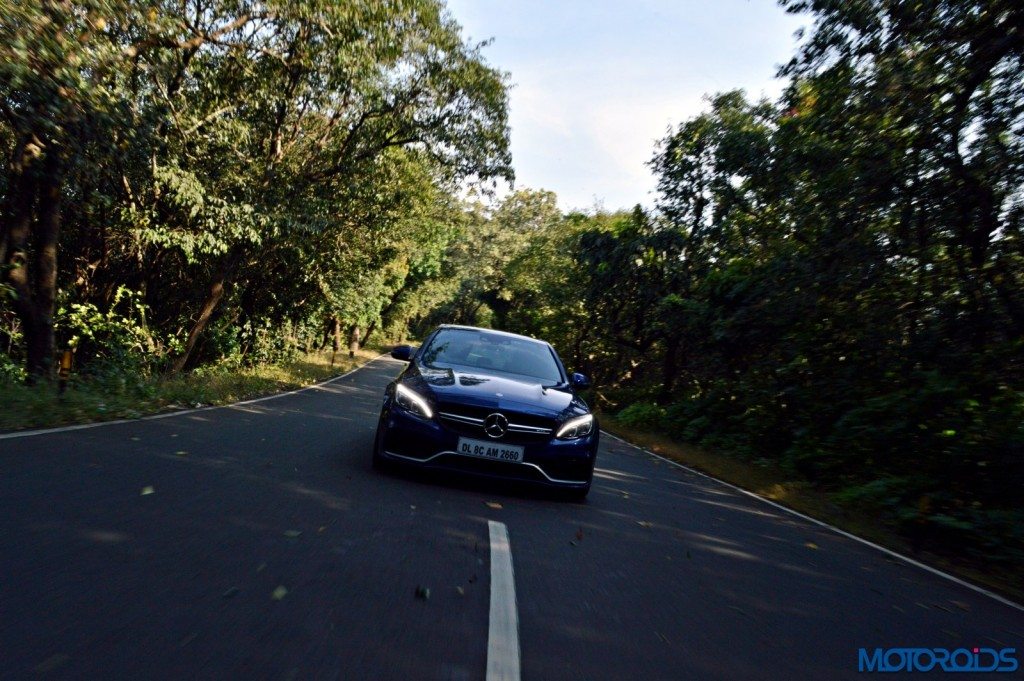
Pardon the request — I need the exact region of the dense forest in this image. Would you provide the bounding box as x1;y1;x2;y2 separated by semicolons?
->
2;1;1022;565
1;0;513;381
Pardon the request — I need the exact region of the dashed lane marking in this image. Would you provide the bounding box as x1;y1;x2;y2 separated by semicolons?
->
487;520;521;681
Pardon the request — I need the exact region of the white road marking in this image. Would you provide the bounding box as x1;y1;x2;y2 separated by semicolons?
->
0;354;393;441
487;520;521;681
601;430;1024;614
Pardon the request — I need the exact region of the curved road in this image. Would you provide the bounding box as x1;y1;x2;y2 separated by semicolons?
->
1;358;1021;679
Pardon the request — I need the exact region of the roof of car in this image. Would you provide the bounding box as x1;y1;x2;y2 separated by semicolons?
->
436;324;548;346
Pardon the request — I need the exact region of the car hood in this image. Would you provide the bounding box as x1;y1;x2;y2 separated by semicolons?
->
408;364;582;418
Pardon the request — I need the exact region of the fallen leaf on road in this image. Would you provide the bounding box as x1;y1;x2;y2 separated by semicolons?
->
804;542;819;550
485;501;502;509
271;586;288;600
140;486;155;496
284;530;302;538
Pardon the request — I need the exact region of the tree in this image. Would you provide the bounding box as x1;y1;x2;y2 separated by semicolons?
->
0;0;513;377
0;0;177;379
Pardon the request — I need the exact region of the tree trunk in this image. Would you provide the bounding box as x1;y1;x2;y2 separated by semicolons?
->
364;318;378;345
0;139;36;266
169;249;240;373
2;142;62;383
657;335;680;405
3;162;37;380
348;324;361;358
26;150;61;380
317;317;332;351
329;316;341;365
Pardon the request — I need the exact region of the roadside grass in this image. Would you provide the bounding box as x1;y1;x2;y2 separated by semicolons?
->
0;346;387;433
599;414;1024;606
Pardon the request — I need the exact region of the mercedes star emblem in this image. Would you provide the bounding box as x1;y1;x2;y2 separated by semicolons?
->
483;412;508;439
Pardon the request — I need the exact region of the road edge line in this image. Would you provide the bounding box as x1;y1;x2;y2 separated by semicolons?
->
487;520;521;681
601;430;1024;614
0;353;393;441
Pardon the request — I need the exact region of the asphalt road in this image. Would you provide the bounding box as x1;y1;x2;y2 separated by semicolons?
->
1;357;1021;680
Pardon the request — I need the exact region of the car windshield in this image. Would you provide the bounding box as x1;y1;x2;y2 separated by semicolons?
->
420;329;563;383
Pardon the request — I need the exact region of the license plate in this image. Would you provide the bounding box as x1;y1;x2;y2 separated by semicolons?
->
456;437;524;463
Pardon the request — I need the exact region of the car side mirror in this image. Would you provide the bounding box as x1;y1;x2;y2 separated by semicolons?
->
390;345;414;362
571;372;590;389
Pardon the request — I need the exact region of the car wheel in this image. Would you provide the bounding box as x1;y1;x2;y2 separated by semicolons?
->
371;418;391;472
562;484;590;502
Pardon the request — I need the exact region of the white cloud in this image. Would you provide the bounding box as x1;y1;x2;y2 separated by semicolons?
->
448;0;807;212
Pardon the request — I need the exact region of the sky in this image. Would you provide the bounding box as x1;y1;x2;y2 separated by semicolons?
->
445;0;808;212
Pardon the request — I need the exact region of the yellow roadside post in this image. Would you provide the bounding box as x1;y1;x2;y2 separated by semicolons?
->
58;349;73;395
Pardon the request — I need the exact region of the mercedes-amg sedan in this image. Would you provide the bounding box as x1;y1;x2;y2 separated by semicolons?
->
372;325;598;499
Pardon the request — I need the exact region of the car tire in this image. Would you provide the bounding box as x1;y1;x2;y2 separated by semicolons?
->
562;484;590;502
371;419;391;473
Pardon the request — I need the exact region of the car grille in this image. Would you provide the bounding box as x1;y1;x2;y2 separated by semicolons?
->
435;454;548;483
433;453;591;485
436;403;556;444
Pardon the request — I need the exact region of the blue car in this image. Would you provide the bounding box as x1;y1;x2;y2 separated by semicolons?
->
372;325;599;499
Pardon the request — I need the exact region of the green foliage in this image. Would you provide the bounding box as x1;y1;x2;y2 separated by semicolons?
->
482;2;1024;566
0;349;374;431
617;402;667;430
56;287;172;375
235;319;302;368
0;351;23;383
2;0;512;378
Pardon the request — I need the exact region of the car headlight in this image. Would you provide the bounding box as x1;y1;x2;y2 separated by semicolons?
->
394;383;433;419
556;413;593;439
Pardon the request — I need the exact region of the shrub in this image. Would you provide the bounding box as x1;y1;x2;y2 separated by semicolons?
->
617;402;667;430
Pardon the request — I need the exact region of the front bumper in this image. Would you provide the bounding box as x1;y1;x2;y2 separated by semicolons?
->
379;405;597;488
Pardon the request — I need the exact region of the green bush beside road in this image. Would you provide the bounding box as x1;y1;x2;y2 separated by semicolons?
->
0;348;384;433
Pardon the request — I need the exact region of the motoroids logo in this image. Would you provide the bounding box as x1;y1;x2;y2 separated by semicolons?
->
858;647;1018;673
